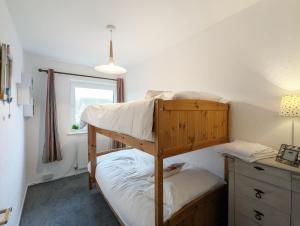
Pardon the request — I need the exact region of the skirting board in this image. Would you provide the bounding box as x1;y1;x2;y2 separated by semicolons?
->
27;169;88;186
17;184;28;226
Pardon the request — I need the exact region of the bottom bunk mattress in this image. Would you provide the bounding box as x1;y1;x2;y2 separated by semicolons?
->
89;149;226;226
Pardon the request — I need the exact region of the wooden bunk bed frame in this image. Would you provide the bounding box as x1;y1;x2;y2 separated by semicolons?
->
88;99;230;226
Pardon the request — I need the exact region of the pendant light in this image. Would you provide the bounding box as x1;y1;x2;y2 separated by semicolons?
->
94;25;127;75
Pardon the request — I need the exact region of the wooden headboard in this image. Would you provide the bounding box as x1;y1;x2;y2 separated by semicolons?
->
154;99;229;158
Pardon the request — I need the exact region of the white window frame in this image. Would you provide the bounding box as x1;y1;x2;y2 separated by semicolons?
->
70;79;117;133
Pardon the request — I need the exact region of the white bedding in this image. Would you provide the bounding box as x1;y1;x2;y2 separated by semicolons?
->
90;148;225;226
81;99;155;141
81;91;225;141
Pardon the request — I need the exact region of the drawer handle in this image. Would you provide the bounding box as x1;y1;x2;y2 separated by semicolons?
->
253;166;264;171
253;210;264;221
254;188;265;199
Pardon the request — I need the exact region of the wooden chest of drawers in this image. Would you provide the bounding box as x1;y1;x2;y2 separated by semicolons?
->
228;157;300;226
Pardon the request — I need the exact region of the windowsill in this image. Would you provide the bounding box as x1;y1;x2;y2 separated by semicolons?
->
67;130;87;135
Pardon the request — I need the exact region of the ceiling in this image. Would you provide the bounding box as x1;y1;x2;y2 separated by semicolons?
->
6;0;260;68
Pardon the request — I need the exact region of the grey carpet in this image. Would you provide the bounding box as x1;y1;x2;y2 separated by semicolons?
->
20;173;119;226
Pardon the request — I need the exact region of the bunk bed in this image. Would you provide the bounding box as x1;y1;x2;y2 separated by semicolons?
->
84;98;230;226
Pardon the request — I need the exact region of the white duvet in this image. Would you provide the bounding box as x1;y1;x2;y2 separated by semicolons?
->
91;149;225;226
81;99;155;141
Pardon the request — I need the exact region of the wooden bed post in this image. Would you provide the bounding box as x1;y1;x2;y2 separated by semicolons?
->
155;154;164;226
154;99;164;226
88;124;96;190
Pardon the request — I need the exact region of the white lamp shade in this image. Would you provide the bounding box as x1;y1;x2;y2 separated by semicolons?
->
95;26;127;75
94;63;127;75
280;95;300;117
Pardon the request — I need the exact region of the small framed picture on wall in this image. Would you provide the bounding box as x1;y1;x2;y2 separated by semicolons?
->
0;43;12;101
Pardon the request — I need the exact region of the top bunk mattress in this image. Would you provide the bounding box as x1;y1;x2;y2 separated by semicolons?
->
80;91;226;141
81;99;155;141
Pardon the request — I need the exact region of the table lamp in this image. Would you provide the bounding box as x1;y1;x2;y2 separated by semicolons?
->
280;95;300;145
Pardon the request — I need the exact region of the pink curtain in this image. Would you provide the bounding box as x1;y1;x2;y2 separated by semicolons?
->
116;78;124;103
42;69;62;163
112;78;126;149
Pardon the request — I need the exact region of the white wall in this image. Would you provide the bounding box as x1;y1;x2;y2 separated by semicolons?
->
23;52;119;185
11;0;300;189
0;1;26;225
125;0;300;173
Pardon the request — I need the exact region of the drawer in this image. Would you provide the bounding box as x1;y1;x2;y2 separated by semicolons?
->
235;174;291;214
228;157;235;172
235;195;290;226
292;174;300;192
235;159;291;189
235;213;260;226
292;192;300;226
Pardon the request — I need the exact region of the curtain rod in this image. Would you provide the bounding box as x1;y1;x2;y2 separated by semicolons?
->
38;69;117;81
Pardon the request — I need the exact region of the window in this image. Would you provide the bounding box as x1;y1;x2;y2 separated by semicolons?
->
70;80;116;130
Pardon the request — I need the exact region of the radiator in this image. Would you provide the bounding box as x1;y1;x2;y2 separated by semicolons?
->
75;136;112;170
75;142;88;170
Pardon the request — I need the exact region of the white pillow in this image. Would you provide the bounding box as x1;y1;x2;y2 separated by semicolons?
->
145;90;222;101
171;91;222;101
144;90;171;100
144;168;225;212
